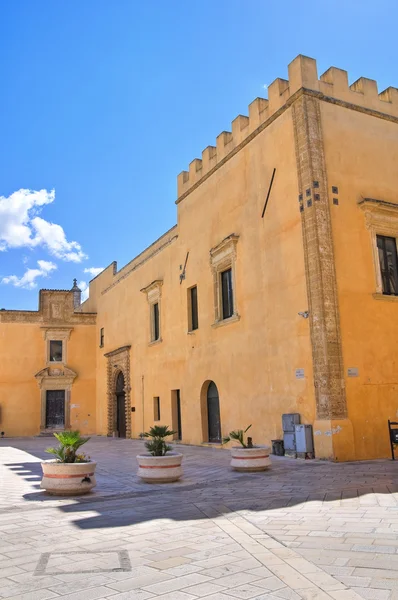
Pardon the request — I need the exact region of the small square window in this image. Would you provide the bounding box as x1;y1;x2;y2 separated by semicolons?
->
153;397;160;421
100;328;104;347
49;340;63;362
332;186;339;194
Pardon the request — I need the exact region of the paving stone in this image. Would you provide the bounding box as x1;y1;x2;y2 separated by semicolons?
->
351;588;390;600
143;573;212;594
150;592;197;600
182;582;228;596
2;438;398;600
249;576;286;591
103;592;154;600
2;591;59;600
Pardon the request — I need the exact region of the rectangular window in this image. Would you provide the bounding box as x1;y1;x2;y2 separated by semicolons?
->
189;286;199;331
377;235;398;295
100;328;104;347
221;268;234;319
49;340;63;362
153;397;160;421
171;389;182;440
152;302;160;341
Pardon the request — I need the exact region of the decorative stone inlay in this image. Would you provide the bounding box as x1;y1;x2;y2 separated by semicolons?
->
292;94;346;420
104;345;132;437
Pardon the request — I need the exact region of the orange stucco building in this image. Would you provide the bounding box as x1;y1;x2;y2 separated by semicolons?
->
1;55;397;461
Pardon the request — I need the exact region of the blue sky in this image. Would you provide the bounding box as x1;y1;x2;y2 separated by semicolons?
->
1;0;397;309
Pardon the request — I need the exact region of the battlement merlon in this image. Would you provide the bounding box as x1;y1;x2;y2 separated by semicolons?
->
177;54;398;201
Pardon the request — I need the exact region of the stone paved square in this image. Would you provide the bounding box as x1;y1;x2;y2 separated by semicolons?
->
1;437;398;599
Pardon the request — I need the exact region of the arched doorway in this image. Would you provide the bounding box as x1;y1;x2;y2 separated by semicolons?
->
207;381;221;443
115;371;126;438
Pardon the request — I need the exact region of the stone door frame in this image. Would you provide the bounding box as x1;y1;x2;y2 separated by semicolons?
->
35;367;77;431
104;345;132;438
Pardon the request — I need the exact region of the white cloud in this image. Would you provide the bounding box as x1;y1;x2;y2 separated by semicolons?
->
2;260;57;290
0;189;87;262
78;280;89;302
83;267;104;278
32;217;86;262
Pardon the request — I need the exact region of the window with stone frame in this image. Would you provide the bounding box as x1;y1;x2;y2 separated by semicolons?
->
153;397;160;421
152;302;160;341
359;198;398;300
210;234;239;326
377;235;398;296
141;280;163;343
188;285;199;331
49;340;63;362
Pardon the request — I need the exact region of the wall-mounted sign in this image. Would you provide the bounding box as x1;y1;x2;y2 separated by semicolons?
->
347;368;359;377
295;369;305;379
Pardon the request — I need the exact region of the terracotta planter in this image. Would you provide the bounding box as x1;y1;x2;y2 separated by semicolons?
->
41;460;97;495
137;452;183;483
230;446;271;472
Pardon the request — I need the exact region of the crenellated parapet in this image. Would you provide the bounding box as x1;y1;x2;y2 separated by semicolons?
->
177;54;398;200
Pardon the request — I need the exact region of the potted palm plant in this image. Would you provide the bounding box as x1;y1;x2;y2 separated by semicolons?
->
136;425;183;483
40;430;96;495
223;425;271;472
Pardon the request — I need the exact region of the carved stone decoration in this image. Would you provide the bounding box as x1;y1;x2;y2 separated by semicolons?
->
34;366;77;430
0;289;96;325
104;345;132;437
35;366;77;389
292;94;346;420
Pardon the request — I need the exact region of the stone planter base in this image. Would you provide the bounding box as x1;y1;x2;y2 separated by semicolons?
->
230;447;271;472
41;461;97;495
137;452;183;483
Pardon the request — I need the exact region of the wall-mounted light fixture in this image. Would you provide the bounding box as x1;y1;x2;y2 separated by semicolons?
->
298;311;309;319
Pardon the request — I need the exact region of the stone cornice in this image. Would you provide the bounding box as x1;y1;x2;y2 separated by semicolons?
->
104;345;131;358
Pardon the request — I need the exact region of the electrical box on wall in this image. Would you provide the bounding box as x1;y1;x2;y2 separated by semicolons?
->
295;424;314;458
282;413;301;457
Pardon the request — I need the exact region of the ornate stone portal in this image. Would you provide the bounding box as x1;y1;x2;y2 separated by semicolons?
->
35;366;77;430
104;345;132;437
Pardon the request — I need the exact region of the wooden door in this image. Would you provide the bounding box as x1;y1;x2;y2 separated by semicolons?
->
115;372;126;438
116;394;126;438
46;390;65;428
207;382;221;443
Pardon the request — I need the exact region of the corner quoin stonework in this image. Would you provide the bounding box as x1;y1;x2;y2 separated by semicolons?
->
292;93;347;420
104;345;132;437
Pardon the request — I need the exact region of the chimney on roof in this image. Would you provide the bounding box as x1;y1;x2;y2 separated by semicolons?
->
71;278;81;309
